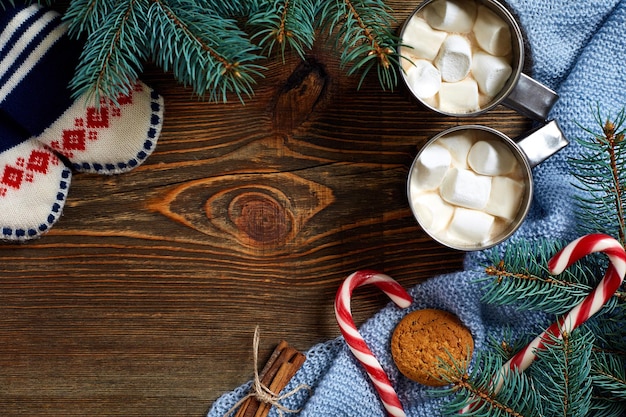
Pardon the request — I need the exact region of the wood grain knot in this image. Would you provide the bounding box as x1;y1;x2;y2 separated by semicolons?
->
230;192;291;245
273;58;328;135
151;172;334;254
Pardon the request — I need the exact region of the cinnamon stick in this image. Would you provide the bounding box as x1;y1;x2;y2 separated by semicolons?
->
234;340;306;417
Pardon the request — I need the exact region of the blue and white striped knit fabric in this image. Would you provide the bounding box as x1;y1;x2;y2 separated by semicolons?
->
0;4;78;144
208;1;626;416
0;4;73;240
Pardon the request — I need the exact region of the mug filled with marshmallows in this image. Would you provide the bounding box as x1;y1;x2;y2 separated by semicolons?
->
408;121;568;251
399;0;558;121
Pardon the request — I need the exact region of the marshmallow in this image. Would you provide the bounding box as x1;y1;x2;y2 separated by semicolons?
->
447;207;495;244
438;79;480;114
411;192;455;233
402;16;448;61
437;132;474;169
472;51;513;98
434;35;472;82
473;5;512;56
467;140;517;176
398;47;418;74
406;59;442;99
413;143;452;190
423;0;477;33
440;167;491;210
485;176;525;220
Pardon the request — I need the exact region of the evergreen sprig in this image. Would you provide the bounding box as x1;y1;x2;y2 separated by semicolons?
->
248;0;319;61
68;0;151;105
487;328;535;362
0;0;50;8
63;0;113;37
529;327;594;417
1;0;403;101
433;351;543;417
570;107;626;244
146;0;264;103
197;0;258;17
317;0;399;90
478;239;612;315
591;351;626;402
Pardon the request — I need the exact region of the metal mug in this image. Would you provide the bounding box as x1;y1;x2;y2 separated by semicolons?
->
407;120;568;251
399;0;558;121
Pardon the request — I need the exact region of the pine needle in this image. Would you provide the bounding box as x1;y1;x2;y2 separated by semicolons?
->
478;239;608;315
433;351;544;417
68;0;150;105
146;0;265;103
248;0;319;61
529;327;594;417
2;0;405;100
317;0;399;90
571;106;626;244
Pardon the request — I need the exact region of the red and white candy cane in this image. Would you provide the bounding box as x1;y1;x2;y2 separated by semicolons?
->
462;233;626;413
335;270;413;417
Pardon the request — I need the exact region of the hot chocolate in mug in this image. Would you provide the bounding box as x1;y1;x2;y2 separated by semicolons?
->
407;121;568;251
399;0;557;121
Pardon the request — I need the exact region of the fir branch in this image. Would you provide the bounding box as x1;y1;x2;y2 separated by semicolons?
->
146;0;265;102
194;0;260;17
571;107;626;244
479;239;608;315
63;0;112;38
317;0;399;90
0;0;52;8
587;302;626;356
488;329;536;363
247;0;319;61
588;400;626;417
3;0;404;100
591;351;626;402
529;327;594;417
68;0;150;105
433;352;543;417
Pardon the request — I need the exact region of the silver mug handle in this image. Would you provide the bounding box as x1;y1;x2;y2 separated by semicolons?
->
503;73;559;122
516;120;568;167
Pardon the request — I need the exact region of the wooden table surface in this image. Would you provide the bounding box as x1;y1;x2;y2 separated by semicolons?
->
0;3;532;416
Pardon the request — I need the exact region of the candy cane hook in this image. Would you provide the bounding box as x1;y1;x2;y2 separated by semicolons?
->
335;270;413;417
462;233;626;413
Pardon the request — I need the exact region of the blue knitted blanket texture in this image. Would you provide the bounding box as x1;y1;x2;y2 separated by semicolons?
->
208;1;626;416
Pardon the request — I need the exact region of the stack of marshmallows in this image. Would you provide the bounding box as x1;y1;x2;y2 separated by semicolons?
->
409;129;526;248
401;0;513;114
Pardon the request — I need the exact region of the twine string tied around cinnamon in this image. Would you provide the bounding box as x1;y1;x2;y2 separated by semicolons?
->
225;326;310;417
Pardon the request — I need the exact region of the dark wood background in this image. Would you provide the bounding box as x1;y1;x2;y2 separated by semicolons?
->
0;3;531;416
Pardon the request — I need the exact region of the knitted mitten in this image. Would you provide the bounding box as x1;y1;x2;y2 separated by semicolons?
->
0;111;70;240
0;3;164;240
0;4;164;175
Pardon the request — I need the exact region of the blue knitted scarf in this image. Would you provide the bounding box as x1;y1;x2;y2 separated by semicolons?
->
208;1;626;416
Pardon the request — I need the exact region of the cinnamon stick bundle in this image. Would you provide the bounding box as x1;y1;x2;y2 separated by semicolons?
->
234;340;307;417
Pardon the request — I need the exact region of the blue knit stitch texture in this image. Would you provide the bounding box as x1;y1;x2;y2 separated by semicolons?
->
208;1;626;416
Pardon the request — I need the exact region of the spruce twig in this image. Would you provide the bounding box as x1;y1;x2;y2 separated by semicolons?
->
432;351;543;417
68;0;150;105
1;0;405;101
529;328;594;417
571;107;626;245
63;0;112;37
248;0;319;61
317;0;399;90
478;239;612;315
146;0;264;103
591;351;626;402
